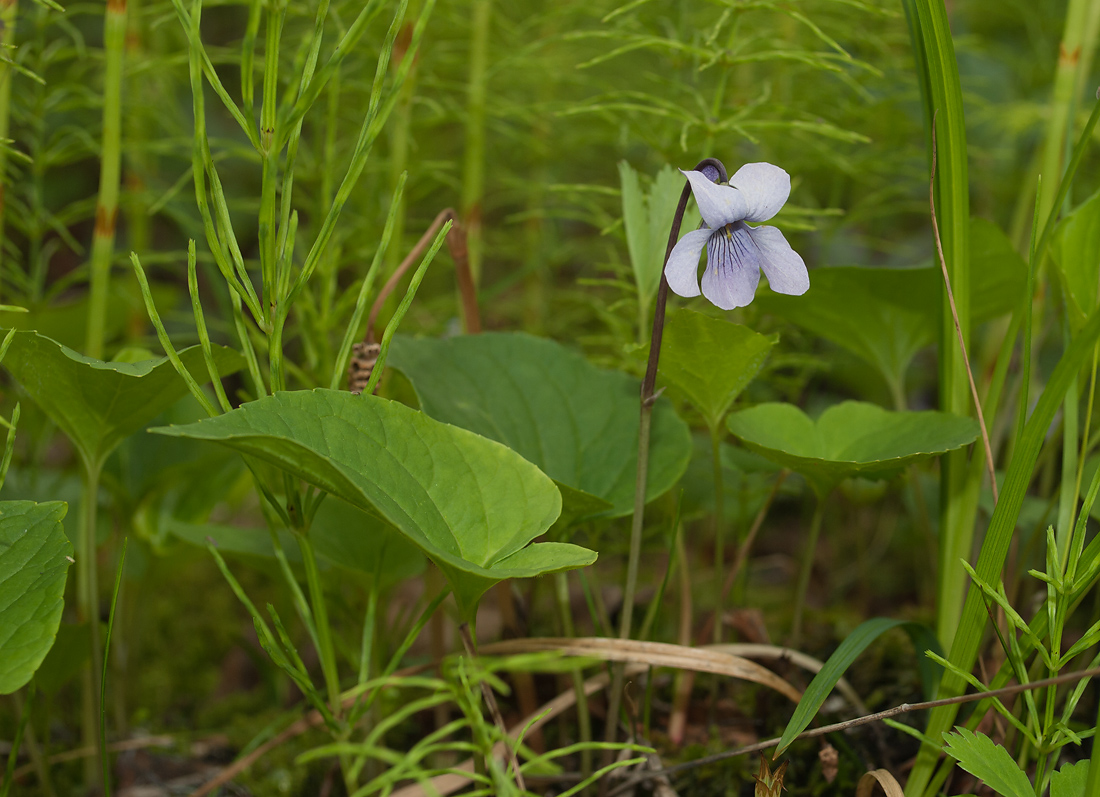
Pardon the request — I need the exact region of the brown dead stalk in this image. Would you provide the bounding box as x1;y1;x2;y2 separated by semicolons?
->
347;208;479;393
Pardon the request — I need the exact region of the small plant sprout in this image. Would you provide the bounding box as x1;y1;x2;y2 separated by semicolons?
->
665;164;809;309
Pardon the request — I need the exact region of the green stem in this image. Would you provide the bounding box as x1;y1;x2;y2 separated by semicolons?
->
461;0;491;284
791;495;826;646
1056;371;1079;560
710;426;725;645
606;158;726;750
0;0;17;306
80;463;103;788
84;0;128;358
554;572;592;786
296;531;342;718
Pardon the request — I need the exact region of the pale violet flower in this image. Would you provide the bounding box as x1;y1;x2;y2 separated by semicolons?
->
665;163;809;310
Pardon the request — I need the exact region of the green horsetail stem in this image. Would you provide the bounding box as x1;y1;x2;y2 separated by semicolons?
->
84;0;127;359
461;0;490;284
0;0;16;307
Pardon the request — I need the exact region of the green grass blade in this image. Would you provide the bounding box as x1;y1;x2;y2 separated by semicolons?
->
100;537;127;797
910;304;1100;795
777;618;907;755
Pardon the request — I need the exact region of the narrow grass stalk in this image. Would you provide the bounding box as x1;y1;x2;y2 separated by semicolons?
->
295;531;342;719
80;463;104;788
458;622;525;792
461;0;491;284
901;0;974;655
100;538;127;797
554;572;593;786
710;426;726;644
186;241;231;413
84;0;128;359
1;682;32;797
130;253;219;417
791;494;826;646
930;123;997;504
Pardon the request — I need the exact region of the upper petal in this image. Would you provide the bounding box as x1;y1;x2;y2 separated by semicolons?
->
729;162;791;223
700;224;761;310
681;169;748;229
747;224;809;295
664;227;712;298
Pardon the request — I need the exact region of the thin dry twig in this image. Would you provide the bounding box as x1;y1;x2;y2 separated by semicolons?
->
4;736;175;786
365;208;478;339
929;116;998;504
607;665;1100;795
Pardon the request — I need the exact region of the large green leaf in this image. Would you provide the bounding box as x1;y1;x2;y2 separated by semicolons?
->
152;390;593;618
0;501;72;694
726;401;979;495
656;310;776;429
1;330;244;471
942;728;1033;797
1052;186;1100;331
756;218;1025;398
388;332;692;520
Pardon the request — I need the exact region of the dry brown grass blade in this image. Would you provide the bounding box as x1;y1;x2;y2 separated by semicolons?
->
855;769;905;797
479;637;802;702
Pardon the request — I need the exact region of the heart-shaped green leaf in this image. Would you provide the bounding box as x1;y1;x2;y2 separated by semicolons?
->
0;501;72;694
152;389;593;619
756;218;1025;399
1;330;244;472
388;332;692;521
656;310;776;429
726;401;979;495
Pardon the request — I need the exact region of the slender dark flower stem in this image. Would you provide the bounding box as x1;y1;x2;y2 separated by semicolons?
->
605;158;727;751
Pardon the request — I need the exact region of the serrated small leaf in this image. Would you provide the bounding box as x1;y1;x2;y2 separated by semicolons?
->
942;728;1033;797
0;501;72;694
1050;759;1088;797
